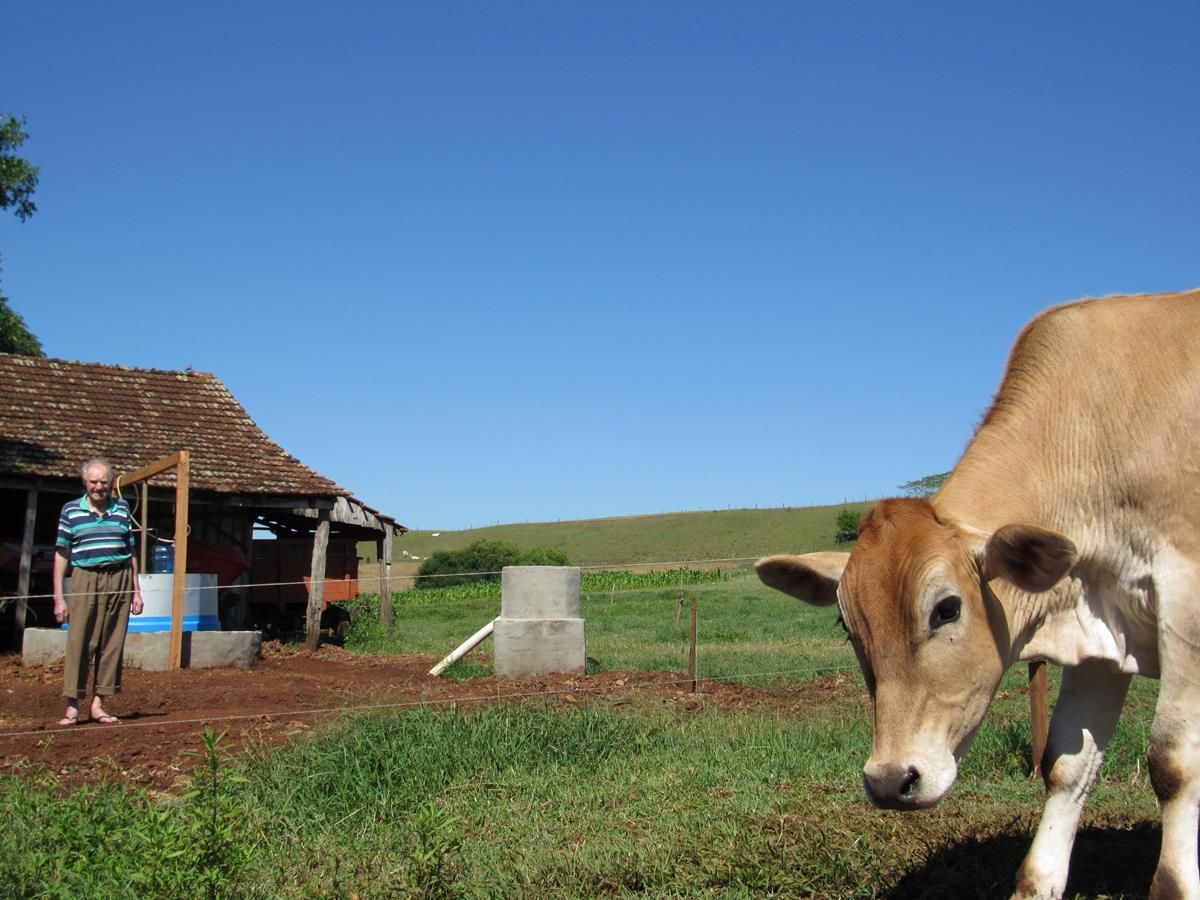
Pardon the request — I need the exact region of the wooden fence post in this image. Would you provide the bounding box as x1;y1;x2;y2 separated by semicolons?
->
305;512;331;652
688;596;698;693
1029;659;1049;778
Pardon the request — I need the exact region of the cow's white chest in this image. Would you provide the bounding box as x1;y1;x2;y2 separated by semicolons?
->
1020;556;1162;677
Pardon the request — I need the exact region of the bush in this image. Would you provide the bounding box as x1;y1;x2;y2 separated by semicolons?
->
416;540;570;589
834;508;861;544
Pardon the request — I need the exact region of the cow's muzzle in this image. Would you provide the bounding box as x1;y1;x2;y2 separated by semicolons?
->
863;763;924;810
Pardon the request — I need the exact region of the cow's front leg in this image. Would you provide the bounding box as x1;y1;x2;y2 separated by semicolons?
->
1148;623;1200;899
1012;660;1131;900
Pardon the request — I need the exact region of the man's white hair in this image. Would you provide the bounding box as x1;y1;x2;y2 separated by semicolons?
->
81;458;113;482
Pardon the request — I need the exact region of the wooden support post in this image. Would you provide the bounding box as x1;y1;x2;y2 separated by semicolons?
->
380;528;394;630
1029;659;1049;778
305;512;331;652
15;487;38;647
138;482;148;575
688;596;698;693
168;451;191;671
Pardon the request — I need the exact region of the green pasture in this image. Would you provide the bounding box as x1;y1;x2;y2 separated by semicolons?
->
2;572;1164;898
348;572;854;688
362;501;874;570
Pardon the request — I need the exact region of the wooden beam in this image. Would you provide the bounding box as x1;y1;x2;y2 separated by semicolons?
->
120;452;185;488
168;451;191;671
219;496;338;510
15;487;38;648
0;476;73;491
380;529;394;630
305;512;331;652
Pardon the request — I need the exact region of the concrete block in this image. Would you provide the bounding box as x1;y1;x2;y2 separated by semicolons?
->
20;629;66;668
21;628;261;671
501;566;581;619
494;567;585;677
493;618;586;677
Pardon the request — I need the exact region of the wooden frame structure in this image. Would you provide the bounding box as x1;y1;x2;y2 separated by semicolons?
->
116;450;191;670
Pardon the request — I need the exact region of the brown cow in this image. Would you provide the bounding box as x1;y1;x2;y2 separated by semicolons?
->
758;290;1200;899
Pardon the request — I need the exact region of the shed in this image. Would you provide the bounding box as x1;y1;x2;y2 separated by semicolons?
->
0;353;406;650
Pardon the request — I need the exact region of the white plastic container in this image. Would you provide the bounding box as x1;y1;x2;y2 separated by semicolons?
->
62;572;219;632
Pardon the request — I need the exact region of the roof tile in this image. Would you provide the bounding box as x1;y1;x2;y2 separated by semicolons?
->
0;354;347;497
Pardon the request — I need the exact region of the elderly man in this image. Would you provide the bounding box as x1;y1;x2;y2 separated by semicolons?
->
52;459;143;725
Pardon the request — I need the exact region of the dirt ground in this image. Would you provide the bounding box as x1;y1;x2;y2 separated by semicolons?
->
0;644;842;791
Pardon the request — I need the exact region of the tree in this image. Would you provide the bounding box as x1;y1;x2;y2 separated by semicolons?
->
0;299;42;355
835;508;861;544
417;540;572;589
0;115;39;220
0;112;44;356
898;472;949;499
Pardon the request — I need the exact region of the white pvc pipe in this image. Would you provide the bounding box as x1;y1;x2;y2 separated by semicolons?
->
428;618;496;676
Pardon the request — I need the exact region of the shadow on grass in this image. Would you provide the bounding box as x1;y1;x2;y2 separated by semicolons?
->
882;822;1159;899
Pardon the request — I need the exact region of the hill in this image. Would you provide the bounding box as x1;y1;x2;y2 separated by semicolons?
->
364;501;873;574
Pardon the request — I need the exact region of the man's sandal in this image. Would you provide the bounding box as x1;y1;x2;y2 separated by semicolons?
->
58;712;79;726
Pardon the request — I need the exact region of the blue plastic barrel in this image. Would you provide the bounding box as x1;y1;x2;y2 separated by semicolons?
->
150;542;175;573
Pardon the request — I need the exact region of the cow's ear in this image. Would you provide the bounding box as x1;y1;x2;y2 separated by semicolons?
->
984;524;1077;593
756;552;848;606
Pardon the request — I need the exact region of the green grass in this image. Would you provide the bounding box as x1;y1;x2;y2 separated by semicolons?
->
0;680;1161;898
2;574;1165;897
363;501;873;569
345;572;853;686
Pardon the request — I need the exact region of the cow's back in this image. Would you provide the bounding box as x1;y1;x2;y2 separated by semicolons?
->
937;290;1200;553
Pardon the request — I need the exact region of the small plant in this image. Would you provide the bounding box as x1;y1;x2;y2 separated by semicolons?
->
834;508;861;544
182;727;252;898
403;801;462;898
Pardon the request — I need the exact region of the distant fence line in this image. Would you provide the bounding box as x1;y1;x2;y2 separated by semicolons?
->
2;554;771;606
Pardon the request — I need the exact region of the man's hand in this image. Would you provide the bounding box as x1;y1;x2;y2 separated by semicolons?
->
131;594;143;616
54;597;68;624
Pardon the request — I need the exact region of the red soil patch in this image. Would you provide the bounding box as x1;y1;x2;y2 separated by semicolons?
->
0;647;852;791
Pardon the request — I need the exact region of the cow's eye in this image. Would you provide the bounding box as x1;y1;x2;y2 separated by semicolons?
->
931;596;961;629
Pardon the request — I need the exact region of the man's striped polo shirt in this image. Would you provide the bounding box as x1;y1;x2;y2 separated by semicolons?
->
56;496;135;569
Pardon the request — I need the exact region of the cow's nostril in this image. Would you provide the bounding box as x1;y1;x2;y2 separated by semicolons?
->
864;764;925;808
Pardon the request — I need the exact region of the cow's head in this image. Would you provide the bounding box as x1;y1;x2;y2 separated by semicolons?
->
757;497;1075;810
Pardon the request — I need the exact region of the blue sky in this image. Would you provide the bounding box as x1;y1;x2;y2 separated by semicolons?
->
4;3;1198;530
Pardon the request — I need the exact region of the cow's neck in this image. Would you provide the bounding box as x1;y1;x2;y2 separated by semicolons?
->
930;426;1045;535
931;420;1094;667
929;419;1158;675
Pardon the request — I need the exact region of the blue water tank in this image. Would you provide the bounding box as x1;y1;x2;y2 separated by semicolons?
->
150;542;175;573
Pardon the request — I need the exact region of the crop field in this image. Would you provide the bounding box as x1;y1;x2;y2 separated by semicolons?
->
2;569;1163;898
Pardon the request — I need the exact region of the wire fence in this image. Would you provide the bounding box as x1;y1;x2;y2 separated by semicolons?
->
0;549;862;746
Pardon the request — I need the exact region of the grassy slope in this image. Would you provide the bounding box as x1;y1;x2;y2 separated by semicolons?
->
364;501;873;570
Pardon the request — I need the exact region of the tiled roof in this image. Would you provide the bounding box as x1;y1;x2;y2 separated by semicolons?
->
0;354;348;497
